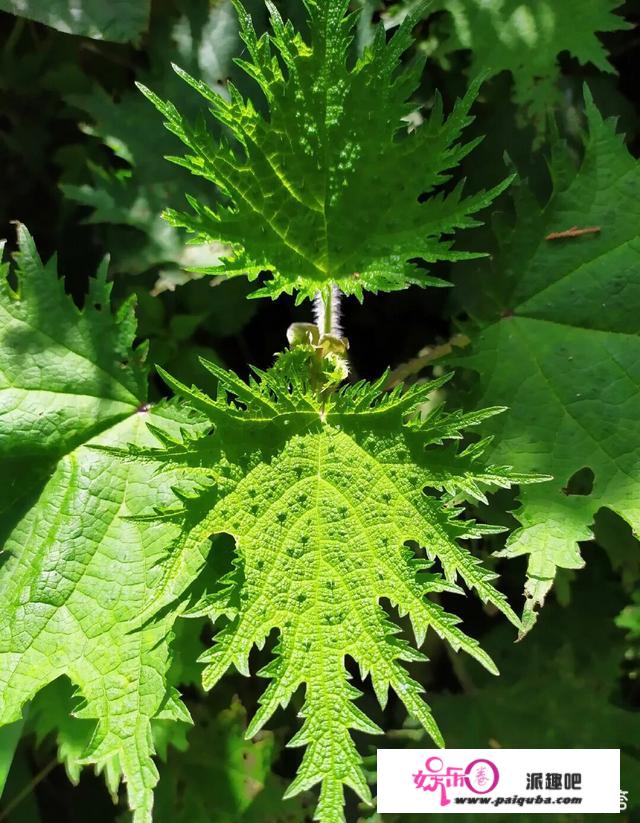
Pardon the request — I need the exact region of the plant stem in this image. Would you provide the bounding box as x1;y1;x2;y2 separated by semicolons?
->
384;333;471;389
314;285;341;336
0;758;57;821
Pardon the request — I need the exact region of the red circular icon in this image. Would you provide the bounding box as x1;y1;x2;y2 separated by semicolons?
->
464;758;500;794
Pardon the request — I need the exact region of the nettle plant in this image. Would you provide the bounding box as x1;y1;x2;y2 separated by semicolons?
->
0;2;548;821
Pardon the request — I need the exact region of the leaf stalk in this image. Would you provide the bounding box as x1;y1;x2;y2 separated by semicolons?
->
314;285;342;337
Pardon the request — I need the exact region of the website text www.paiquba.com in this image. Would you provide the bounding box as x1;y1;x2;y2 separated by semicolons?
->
454;795;583;807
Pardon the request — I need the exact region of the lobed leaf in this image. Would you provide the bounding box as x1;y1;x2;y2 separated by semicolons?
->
127;350;541;820
141;0;509;302
0;231;207;822
451;90;640;632
422;0;629;124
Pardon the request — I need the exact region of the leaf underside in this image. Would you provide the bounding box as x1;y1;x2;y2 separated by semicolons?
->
125;349;542;821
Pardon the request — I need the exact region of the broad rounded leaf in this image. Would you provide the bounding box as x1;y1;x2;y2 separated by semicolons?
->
452;91;640;632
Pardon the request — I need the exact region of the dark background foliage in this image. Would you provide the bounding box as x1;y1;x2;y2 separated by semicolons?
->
0;1;639;820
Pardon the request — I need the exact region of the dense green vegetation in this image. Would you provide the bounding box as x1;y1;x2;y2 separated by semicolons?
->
0;1;638;821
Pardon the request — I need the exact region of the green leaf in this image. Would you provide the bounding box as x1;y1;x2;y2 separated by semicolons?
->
451;91;640;632
62;0;242;286
154;697;311;823
617;589;640;678
125;348;541;821
0;719;23;798
0;0;150;43
408;563;640;818
141;0;509;303
0;225;146;464
0;230;206;822
0;410;199;822
27;679;95;786
430;0;630;123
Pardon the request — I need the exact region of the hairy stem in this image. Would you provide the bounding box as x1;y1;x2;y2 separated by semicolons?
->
314;285;342;337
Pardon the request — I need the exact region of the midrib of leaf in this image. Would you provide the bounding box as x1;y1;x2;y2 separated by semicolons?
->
0;387;136;404
306;430;444;742
246;128;322;213
215;7;354;283
312;468;434;691
319;7;333;281
305;2;346;281
507;315;639;342
215;158;327;278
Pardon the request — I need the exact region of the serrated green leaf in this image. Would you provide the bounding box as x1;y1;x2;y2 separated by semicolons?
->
405;565;640;818
126;349;539;821
154;696;311;823
0;231;208;822
429;0;629;123
62;0;242;285
0;410;205;822
142;1;509;302
27;679;93;787
0;225;147;461
451;91;640;632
